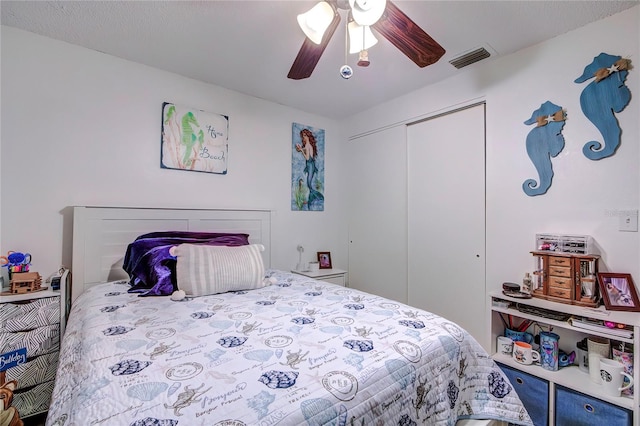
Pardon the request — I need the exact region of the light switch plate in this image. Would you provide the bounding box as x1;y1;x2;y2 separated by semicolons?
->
619;210;638;232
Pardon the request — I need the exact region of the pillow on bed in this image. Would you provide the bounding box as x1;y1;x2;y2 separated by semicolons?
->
174;243;266;296
124;232;250;296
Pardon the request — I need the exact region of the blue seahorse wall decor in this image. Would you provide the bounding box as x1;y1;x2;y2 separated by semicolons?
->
522;101;566;197
574;53;632;160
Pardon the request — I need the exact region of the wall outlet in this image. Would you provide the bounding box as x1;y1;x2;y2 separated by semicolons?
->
619;210;638;232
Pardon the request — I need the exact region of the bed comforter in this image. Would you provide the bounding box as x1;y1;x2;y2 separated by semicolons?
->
46;270;532;426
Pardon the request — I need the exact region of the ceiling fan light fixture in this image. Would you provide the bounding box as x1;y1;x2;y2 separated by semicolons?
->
349;0;386;26
297;1;336;45
347;22;378;54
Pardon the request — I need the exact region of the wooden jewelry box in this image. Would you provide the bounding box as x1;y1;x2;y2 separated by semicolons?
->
530;251;599;307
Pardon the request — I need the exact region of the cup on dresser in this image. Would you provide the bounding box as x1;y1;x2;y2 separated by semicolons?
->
539;331;560;371
576;338;589;373
576;348;589;373
587;336;610;383
587;336;611;358
612;347;634;396
497;336;514;356
588;353;604;383
307;261;320;272
599;358;633;397
512;341;540;365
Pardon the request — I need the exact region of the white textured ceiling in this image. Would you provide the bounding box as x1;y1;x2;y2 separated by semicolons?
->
2;1;637;119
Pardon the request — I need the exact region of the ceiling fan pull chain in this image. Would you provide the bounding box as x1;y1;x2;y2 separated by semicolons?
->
344;17;348;64
340;15;353;79
363;25;365;50
357;25;370;67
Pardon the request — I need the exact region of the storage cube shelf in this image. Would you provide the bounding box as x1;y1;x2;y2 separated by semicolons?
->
490;291;640;425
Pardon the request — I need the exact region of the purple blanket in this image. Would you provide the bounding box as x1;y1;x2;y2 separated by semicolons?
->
123;231;250;296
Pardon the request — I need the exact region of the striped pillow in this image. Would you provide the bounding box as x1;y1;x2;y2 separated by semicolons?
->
174;243;266;296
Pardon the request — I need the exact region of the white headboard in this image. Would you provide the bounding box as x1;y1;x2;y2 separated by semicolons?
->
71;206;271;303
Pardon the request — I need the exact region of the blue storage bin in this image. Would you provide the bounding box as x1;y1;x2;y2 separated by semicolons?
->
497;362;549;426
555;385;632;426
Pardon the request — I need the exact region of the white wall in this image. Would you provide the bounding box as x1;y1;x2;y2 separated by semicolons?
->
0;27;350;280
345;6;639;343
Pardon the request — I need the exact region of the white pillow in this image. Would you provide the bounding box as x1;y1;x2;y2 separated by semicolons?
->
174;243;266;296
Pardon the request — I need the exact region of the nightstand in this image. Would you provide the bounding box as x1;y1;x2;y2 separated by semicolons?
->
291;268;348;286
0;288;63;419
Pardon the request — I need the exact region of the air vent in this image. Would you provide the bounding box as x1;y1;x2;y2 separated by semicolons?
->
449;47;491;69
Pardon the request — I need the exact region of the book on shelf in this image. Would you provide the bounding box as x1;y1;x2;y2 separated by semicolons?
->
569;317;633;339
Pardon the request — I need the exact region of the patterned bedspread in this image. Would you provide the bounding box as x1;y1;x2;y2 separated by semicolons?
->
46;270;532;426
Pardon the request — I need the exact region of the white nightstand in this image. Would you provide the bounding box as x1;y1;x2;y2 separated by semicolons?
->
291;268;348;286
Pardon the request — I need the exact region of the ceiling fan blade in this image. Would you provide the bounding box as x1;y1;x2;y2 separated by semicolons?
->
288;5;341;80
372;1;445;68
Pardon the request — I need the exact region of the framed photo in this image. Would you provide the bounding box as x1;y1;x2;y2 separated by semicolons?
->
317;252;332;269
597;273;640;311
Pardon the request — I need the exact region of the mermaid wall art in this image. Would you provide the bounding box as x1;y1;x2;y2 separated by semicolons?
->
291;123;325;211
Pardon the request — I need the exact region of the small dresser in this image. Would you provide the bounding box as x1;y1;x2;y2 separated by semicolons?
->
0;289;63;419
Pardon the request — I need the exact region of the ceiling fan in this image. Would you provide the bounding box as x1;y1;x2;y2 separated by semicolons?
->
288;0;446;80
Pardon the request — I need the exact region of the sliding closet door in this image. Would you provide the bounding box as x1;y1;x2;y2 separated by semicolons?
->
347;126;407;303
407;104;486;346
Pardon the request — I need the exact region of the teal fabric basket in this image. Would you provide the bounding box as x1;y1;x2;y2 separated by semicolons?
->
497;362;549;426
555;385;632;426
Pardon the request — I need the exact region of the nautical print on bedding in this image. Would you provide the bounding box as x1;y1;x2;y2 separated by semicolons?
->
47;270;532;425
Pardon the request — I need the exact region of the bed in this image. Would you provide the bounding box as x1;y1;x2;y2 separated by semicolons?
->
45;206;532;426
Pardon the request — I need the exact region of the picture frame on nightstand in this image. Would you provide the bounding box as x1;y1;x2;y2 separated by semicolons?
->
317;252;332;269
597;272;640;312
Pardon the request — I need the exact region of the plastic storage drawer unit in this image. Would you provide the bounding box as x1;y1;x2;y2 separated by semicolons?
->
555;385;632;426
497;363;549;426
